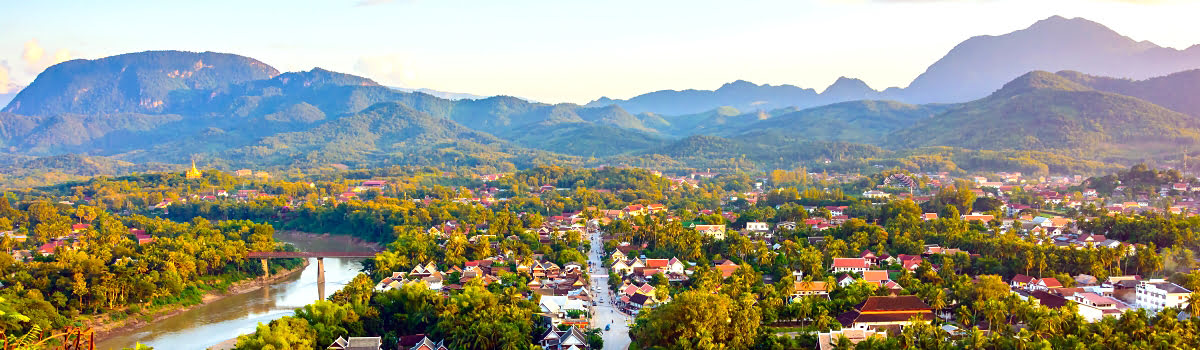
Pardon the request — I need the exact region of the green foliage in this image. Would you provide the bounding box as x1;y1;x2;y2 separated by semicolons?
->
630;289;761;349
233;316;316;350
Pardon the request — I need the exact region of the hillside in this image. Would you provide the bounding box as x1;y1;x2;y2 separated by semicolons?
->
216;102;577;168
725;100;954;144
889;71;1200;160
1056;69;1200;118
4;51;279;116
498;122;667;157
900;16;1200;103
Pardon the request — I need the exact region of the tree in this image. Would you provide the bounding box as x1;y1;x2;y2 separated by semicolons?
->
233;317;316;350
629;289;760;349
294;300;362;347
436;285;534;350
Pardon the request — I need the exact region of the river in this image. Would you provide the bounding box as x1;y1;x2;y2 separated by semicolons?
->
96;232;371;350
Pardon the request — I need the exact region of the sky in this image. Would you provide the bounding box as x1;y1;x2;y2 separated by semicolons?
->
1;0;1198;104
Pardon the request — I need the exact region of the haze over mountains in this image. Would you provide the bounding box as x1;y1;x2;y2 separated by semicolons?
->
589;16;1200;115
2;15;1200;178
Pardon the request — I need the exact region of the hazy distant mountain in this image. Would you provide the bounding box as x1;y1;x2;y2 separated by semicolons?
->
820;77;881;103
3;51;279;116
589;16;1200;114
391;87;489;101
888;71;1200;159
900;16;1200;104
586;80;825;115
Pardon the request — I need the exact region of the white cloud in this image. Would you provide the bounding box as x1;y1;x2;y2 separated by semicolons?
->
354;54;416;86
22;40;44;73
21;39;72;75
0;63;11;94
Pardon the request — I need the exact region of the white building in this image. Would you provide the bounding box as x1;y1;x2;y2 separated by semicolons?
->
695;225;726;240
1073;292;1128;322
831;258;869;274
1135;279;1192;312
745;222;770;232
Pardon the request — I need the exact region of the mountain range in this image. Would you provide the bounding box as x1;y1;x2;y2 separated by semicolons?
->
588;16;1200;116
1;15;1200;180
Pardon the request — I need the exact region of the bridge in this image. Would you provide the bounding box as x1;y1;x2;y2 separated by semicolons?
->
248;251;378;298
247;251;378;258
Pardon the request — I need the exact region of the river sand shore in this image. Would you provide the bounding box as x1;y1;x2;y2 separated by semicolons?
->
90;260;309;342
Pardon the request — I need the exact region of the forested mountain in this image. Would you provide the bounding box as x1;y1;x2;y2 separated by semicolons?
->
899;16;1200;104
215;102;578;169
1056;69;1200;118
3;51;279;116
1;47;1199;179
888;71;1200;161
722;100;954;144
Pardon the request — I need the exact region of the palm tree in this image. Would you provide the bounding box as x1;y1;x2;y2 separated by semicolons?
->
1187;291;1200;318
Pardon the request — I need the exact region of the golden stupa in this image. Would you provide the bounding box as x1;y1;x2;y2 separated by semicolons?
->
186;159;202;179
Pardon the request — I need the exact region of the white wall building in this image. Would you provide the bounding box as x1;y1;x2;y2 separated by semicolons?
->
1135;279;1192;312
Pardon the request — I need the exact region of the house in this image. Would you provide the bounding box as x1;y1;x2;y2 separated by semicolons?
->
816;329;887;350
538;324;590;350
792;281;829;300
863;270;890;286
922;213;938;221
1075;274;1100;287
327;336;382;350
403;336;449;350
37;241;69;256
611;243;635;261
832;258;869;273
541;296;588;319
745;221;770;232
1135;280;1191;312
860;250;879;265
1030;277;1063;292
1074;292;1130;322
837;295;934;330
961;214;994;222
695;225;726;240
837;274;858;287
714;260;739;278
1011;274;1035;289
133;231;154;245
662;257;686;274
611;259;632;276
862;190;891;199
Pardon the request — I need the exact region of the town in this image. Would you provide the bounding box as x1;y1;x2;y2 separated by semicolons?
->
4;162;1200;349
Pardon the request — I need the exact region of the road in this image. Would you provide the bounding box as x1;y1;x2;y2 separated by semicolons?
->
588;228;632;350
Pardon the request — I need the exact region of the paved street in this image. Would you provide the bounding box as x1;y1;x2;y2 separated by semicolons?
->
588;228;632;350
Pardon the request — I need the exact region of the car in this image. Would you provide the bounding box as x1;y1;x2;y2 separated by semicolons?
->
605;325;611;331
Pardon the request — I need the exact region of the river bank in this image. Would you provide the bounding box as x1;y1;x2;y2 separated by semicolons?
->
96;231;374;350
90;260;310;342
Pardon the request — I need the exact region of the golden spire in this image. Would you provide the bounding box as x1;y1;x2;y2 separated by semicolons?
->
186;158;202;179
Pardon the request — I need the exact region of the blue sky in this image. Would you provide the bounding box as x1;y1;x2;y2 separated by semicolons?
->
1;0;1197;103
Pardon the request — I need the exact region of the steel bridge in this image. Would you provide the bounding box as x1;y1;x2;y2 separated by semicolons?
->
247;251;377;298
